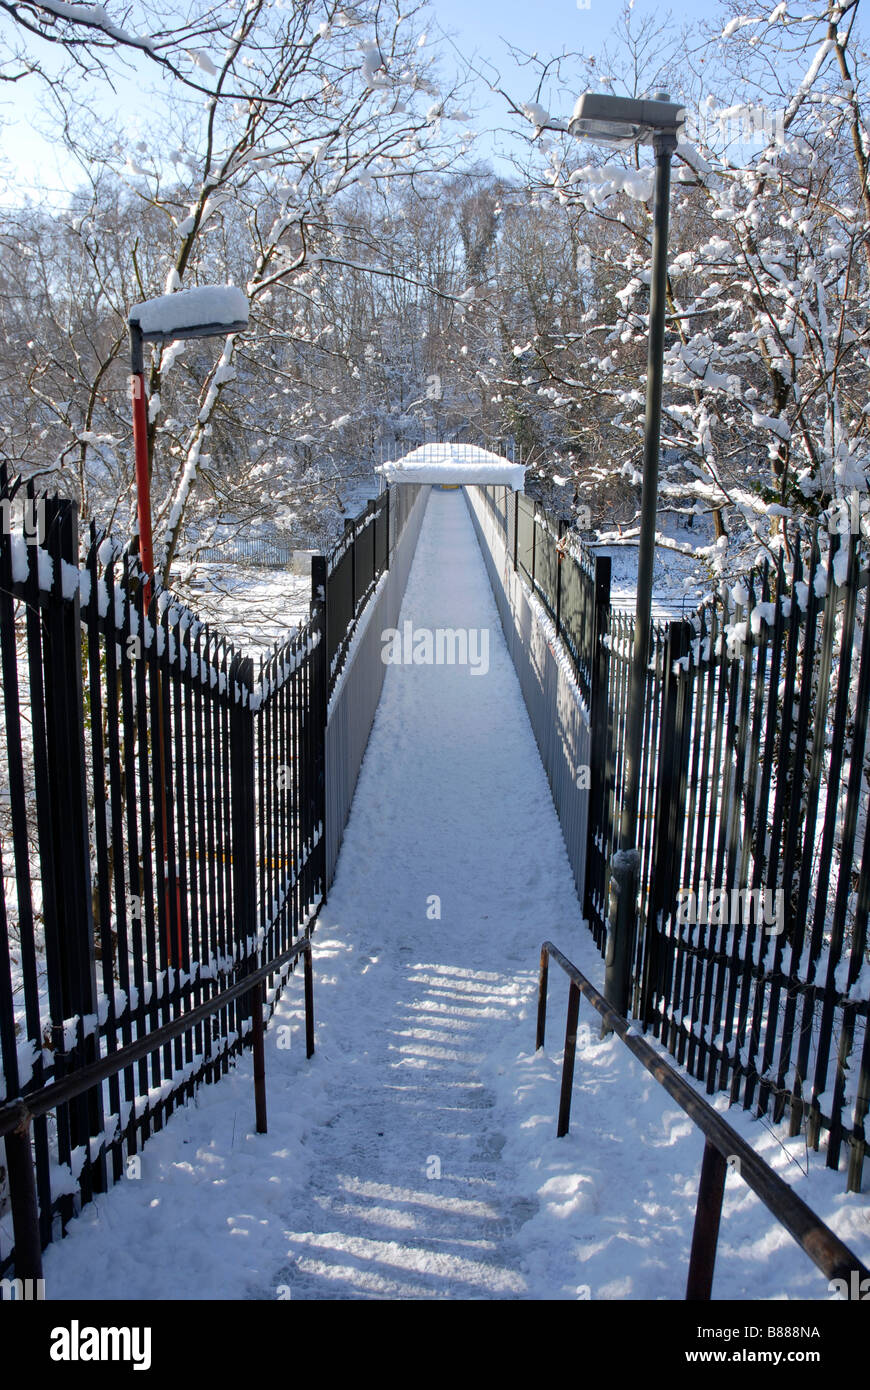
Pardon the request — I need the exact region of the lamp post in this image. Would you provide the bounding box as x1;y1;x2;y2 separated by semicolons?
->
128;287;249;963
569;93;684;1017
129;288;249;604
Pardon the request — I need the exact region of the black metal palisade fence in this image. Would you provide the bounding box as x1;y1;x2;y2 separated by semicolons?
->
479;484;870;1192
321;491;389;699
0;467;396;1275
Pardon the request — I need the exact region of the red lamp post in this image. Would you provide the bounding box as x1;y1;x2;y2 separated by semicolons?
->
128;288;249;964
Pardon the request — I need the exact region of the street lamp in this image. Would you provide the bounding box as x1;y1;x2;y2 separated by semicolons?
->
129;284;249;605
569;92;684;1017
569;91;684;147
127;285;248;964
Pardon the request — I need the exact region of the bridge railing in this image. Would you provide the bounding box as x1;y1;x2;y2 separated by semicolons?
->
469;482;870;1193
321;492;389;697
1;934;315;1286
0;467;422;1280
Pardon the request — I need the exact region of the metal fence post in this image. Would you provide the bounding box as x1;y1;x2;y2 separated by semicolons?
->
557;979;582;1137
350;514;357;615
583;555;612;938
4;1115;43;1282
41;496;106;1203
602;849;639;1026
230;654;265;1131
531;499;537;589
310;555;329;901
640;620;692;1030
536;944;550;1051
555;518;566;639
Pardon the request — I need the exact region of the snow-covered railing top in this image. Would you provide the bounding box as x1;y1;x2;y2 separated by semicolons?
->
0;499;316;711
128;285;249;341
376;443;526;491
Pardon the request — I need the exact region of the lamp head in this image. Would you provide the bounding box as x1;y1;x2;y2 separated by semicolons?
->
129;285;249;372
569;92;685;147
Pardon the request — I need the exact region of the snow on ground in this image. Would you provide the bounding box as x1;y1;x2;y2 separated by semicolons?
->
176;563;312;655
41;492;869;1300
591;503;717;616
594;542;713;618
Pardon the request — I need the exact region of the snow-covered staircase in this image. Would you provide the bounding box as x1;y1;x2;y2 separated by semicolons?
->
262;963;538;1299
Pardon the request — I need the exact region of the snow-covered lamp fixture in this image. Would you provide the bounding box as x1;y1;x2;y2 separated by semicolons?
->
568;91;685;147
128;285;249;603
128;285;249;369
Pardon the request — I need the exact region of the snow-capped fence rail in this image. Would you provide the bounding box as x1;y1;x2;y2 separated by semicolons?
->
470;482;870;1192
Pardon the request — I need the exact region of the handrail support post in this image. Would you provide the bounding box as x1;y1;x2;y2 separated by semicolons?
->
536;939;869;1300
4;1116;43;1283
686;1139;728;1300
536;943;549;1051
252;983;267;1134
304;942;315;1059
558;979;582;1138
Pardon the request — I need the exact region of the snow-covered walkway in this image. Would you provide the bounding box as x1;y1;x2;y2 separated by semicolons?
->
42;492;869;1301
256;489;587;1298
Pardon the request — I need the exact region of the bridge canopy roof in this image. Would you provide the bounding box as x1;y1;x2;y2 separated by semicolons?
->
376;443;526;491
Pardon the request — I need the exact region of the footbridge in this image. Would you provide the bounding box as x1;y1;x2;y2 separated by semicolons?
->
0;448;868;1301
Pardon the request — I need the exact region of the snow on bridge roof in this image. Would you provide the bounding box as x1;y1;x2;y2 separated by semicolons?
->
375;443;526;491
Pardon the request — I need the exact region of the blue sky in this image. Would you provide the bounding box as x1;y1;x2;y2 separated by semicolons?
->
428;0;723;165
0;0;725;203
432;0;717;68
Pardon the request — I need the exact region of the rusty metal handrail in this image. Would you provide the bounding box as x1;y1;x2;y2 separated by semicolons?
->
537;940;869;1301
